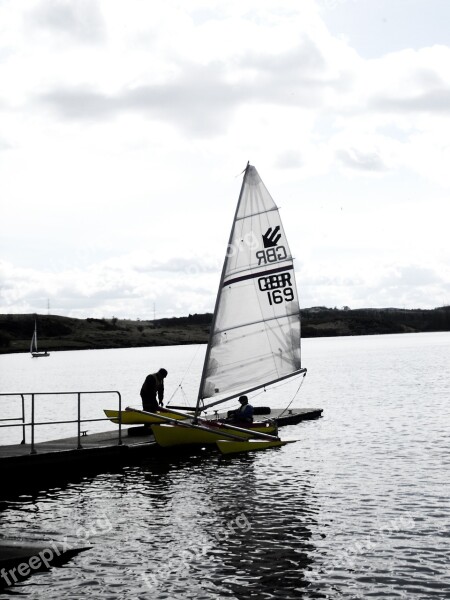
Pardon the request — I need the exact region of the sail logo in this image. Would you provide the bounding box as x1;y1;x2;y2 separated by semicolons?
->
256;226;287;265
263;226;281;248
255;227;294;306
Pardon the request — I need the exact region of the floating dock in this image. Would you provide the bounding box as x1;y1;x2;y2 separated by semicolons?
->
0;407;322;490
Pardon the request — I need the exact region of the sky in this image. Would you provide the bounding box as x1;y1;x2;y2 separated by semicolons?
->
1;0;449;320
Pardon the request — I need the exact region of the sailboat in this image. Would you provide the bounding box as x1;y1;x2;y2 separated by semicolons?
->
30;319;50;358
150;163;306;452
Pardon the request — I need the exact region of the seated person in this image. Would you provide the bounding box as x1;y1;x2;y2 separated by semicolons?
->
226;396;254;424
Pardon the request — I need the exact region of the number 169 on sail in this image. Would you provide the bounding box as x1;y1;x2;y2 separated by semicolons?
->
258;272;295;305
265;288;294;305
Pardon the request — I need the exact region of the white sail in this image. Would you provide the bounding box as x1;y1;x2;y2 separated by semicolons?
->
30;321;38;354
198;164;303;407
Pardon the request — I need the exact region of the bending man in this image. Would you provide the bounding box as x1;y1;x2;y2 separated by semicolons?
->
140;368;168;412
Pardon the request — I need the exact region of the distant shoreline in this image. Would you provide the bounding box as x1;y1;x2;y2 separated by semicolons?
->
0;307;449;355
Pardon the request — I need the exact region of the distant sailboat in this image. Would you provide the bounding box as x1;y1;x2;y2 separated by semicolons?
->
30;320;50;358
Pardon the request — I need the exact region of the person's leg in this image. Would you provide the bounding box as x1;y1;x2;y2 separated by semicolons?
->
143;396;158;412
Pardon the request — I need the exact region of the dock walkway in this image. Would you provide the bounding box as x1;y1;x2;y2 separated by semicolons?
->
0;407;322;486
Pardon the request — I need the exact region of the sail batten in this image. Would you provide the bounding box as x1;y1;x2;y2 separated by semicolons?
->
220;258;294;281
234;206;279;221
214;312;300;336
197;164;302;407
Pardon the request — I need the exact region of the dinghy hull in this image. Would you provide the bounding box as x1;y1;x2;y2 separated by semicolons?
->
216;439;296;454
104;408;189;425
151;421;277;447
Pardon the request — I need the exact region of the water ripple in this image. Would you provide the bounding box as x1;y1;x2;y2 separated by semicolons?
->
1;333;450;599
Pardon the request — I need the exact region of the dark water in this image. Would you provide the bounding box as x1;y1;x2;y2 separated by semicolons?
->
1;333;449;598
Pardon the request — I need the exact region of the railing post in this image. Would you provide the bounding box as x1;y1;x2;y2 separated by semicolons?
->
118;392;122;446
30;393;36;455
21;394;26;444
77;392;82;449
0;389;124;452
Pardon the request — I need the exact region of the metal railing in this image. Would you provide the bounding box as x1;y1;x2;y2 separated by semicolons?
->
0;391;122;455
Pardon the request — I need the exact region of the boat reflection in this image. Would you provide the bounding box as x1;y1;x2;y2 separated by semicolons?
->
138;447;322;599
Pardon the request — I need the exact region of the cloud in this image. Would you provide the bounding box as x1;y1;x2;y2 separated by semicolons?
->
371;88;450;114
35;35;348;134
336;148;387;172
38;86;117;121
37;70;240;134
27;0;105;43
3;252;449;320
0;137;13;152
379;266;442;288
299;262;450;310
1;1;450;318
0;256;218;319
275;150;303;169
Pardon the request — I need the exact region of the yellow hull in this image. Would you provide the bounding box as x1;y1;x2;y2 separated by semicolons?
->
104;408;189;425
216;439;296;455
151;421;277;447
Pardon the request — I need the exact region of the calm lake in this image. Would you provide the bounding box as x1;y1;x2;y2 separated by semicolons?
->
0;332;449;599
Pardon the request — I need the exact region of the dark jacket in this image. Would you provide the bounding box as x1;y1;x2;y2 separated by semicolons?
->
227;403;254;423
140;372;164;409
236;403;254;422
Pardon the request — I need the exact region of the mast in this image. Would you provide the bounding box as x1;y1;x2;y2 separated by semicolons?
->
194;162;250;419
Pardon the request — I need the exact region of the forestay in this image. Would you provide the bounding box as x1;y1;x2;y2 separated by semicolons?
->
198;164;303;407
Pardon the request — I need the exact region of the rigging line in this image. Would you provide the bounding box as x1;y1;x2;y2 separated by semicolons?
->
179;385;190;405
249;370;301;400
167;343;202;404
277;371;307;418
246;368;304;404
236;162;249;178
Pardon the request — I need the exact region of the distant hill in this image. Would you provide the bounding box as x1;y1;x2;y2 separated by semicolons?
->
0;313;212;354
0;307;449;354
301;306;450;337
